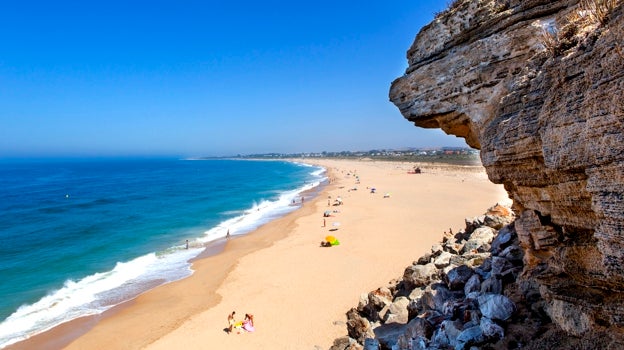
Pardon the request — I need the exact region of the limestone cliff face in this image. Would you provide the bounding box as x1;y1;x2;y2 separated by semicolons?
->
390;0;624;337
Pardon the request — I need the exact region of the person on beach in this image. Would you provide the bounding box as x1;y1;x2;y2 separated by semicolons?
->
243;314;255;332
226;229;230;239
227;311;236;333
185;240;189;249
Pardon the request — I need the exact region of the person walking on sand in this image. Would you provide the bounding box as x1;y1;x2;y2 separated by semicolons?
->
227;311;236;333
226;229;230;239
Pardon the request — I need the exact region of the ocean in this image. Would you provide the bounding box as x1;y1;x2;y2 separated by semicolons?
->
0;158;325;348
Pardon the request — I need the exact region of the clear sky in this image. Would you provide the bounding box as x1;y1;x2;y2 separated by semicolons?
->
0;0;462;158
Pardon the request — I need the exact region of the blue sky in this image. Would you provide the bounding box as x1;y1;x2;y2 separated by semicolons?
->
0;0;461;157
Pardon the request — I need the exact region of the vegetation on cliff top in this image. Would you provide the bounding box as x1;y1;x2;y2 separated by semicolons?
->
542;0;622;56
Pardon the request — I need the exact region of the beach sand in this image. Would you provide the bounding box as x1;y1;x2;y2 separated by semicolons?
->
14;159;509;350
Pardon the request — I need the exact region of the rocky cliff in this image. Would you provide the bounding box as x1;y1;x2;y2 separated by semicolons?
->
390;0;624;342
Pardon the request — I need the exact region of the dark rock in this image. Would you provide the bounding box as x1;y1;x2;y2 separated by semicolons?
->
456;326;485;350
431;327;449;349
396;335;428;350
406;288;425;320
431;243;444;256
490;256;512;275
443;240;462;255
490;224;515;254
500;245;523;264
416;253;432;265
500;267;522;285
419;283;453;313
465;215;485;234
445;265;474;291
404;317;434;342
479;257;492;273
480;317;505;340
478;294;516;321
363;338;380;350
438;319;464;349
464;273;481;295
480;276;503;295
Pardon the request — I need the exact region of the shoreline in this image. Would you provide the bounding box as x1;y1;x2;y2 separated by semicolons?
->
5;163;328;350
8;159;509;349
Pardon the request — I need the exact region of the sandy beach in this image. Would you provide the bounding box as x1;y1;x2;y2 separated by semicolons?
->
13;159;509;350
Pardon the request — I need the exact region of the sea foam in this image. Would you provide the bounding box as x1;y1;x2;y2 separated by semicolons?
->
0;160;325;348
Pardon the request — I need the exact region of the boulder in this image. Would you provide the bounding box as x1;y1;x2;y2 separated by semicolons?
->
346;308;375;344
462;227;495;253
480;317;505;340
438;319;464;349
416;253;432;265
483;214;511;230
357;293;369;312
419;283;453;313
455;326;485;350
444;265;474;291
499;245;523;264
463;274;481;295
490;256;512;276
431;243;444;256
490;225;515;254
464;215;485;234
329;337;365;350
480;276;503;295
407;288;426;320
396;335;427;350
478;294;516;321
434;251;454;268
368;287;393;310
381;296;410;324
363;338;380;350
443;240;462;255
403;317;434;342
403;263;439;288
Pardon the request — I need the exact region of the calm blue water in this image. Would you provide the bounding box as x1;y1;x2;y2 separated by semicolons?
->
0;158;324;347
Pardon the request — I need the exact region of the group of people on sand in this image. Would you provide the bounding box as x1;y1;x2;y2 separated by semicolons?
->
227;311;255;334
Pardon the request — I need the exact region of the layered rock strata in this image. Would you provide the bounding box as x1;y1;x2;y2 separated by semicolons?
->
389;0;624;340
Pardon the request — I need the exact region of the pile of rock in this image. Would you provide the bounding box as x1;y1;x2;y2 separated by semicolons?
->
330;204;528;350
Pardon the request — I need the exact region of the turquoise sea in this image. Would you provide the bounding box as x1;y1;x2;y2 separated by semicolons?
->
0;158;325;348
